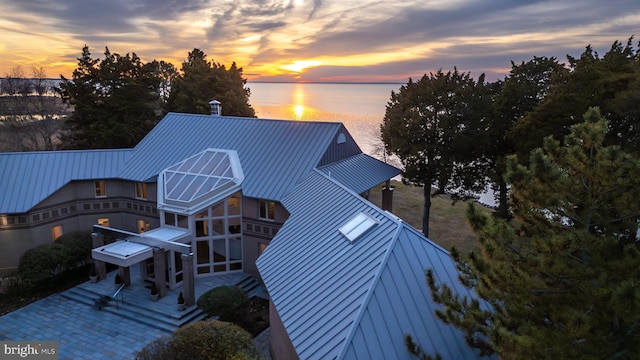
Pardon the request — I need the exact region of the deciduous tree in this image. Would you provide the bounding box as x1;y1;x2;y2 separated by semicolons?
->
381;69;490;237
0;65;63;151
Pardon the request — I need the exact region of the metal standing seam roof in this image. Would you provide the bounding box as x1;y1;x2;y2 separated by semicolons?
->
318;153;401;195
0;114;400;214
256;171;483;360
118;113;346;202
0;149;132;213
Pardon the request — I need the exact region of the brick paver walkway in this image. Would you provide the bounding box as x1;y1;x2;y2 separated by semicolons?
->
0;291;167;359
0;271;272;359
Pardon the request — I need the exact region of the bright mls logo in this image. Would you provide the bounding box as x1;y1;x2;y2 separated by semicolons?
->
2;341;58;359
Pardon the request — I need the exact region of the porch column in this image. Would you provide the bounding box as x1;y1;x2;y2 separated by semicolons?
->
91;233;107;280
181;253;195;307
153;248;168;298
119;266;131;287
381;179;395;212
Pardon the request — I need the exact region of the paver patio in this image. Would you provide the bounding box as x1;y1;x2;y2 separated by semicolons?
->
0;269;269;359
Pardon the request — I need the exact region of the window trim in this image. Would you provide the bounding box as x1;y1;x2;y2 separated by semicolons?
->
51;225;63;241
135;182;148;199
258;200;275;221
95;180;106;198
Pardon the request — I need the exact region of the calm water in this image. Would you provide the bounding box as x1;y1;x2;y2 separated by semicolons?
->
248;82;402;157
249;82;495;205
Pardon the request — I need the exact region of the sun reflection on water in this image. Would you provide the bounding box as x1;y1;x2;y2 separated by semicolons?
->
292;104;305;120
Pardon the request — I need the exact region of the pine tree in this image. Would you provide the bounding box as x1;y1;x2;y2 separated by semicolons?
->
166;49;255;117
422;108;640;359
57;46;162;149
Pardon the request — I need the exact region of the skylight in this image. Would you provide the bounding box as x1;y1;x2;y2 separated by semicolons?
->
339;212;377;243
157;148;244;215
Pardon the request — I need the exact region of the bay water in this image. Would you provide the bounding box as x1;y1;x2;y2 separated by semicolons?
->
247;82;402;158
247;82;495;206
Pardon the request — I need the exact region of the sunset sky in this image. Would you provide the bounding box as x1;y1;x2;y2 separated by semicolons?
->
1;0;639;83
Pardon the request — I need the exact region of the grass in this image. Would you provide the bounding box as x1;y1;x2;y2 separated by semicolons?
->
369;180;492;255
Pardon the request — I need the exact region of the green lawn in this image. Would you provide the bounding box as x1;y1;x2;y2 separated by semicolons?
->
369;180;492;254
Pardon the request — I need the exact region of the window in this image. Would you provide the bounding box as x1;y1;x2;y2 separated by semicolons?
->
135;182;148;199
258;243;268;255
259;200;275;221
95;180;106;197
137;219;150;233
98;218;110;227
51;225;63;241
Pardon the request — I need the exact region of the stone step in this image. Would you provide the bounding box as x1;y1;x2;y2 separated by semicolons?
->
61;286;204;333
235;275;267;298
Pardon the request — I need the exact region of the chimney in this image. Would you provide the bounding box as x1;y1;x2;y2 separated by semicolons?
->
209;100;222;116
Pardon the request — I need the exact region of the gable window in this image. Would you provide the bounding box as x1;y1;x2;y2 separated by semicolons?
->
135;182;148;199
95;180;106;197
259;200;275;221
98;218;110;227
51;225;63;241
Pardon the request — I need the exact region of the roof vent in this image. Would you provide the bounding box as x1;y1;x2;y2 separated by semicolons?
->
339;212;377;243
209;100;222;116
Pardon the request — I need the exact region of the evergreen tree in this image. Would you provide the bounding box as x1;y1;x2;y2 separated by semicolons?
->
510;37;640;159
381;69;490;237
57;46;162;149
488;57;566;218
421;108;640;359
166;49;255;117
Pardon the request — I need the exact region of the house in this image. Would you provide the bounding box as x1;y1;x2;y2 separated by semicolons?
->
256;170;485;359
0;104;484;358
0;106;399;283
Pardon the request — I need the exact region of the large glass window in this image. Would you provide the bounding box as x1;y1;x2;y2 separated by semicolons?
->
193;192;243;276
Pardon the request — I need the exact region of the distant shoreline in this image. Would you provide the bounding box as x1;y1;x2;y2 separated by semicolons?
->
0;78;404;85
248;81;404;85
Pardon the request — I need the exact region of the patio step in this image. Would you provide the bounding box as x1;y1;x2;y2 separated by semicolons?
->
235;275;267;299
61;286;205;333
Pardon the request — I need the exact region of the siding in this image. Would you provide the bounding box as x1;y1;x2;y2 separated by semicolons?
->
0;149;131;213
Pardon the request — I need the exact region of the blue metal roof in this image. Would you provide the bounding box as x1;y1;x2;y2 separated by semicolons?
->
119;113;346;201
0;113;401;214
0;149;131;213
256;171;483;360
318;153;401;195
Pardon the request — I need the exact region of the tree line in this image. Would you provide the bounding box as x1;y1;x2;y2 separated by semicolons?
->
382;38;640;358
0;46;255;151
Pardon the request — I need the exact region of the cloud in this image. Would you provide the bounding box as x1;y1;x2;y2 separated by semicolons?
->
1;0;639;80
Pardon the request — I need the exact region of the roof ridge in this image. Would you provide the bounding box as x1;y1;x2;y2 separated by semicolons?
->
336;223;404;359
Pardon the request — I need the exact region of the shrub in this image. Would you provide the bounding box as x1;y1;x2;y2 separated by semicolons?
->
136;321;258;360
197;285;249;324
135;336;175;360
55;230;93;269
171;320;258;360
18;244;66;285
